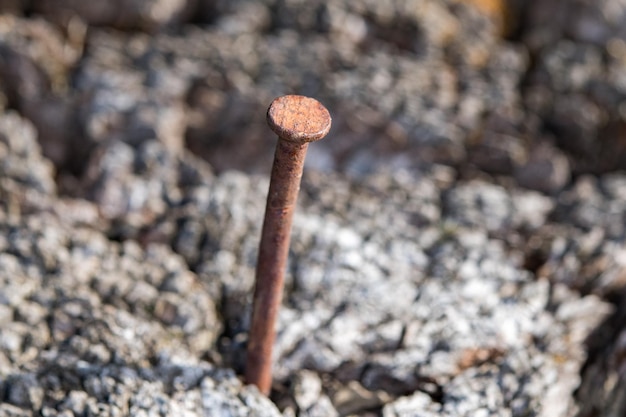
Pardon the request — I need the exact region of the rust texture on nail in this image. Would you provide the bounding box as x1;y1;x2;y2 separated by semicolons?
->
266;95;332;143
245;95;331;395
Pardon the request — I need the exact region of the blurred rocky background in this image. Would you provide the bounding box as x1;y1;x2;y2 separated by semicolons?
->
1;0;626;416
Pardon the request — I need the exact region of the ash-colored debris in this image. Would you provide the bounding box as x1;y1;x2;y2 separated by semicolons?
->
32;0;196;32
1;207;223;386
0;207;279;416
495;171;626;416
0;109;102;230
0;15;83;96
139;161;611;415
286;220;605;417
444;180;554;233
0;103;616;416
555;174;626;239
521;0;626;175
0;0;529;177
522;0;626;50
527;173;626;296
0;120;280;415
0;14;85;169
0;0;623;182
3;358;280;417
0;0;626;416
0;110;56;197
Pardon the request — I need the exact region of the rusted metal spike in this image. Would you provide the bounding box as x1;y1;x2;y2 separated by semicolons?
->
245;95;331;395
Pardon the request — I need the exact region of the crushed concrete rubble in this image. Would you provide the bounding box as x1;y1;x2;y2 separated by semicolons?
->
1;0;626;416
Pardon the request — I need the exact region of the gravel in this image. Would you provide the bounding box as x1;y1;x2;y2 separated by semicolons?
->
1;1;626;416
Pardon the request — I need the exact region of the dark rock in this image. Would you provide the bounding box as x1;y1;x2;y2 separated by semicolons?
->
1;1;626;415
514;141;571;194
33;0;197;31
577;291;626;417
0;0;27;14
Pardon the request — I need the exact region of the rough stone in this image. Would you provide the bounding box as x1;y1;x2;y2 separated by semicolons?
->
0;1;625;416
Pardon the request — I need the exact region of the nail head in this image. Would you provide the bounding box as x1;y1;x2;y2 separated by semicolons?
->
267;95;332;144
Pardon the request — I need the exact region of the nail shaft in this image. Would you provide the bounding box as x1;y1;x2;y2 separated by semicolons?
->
246;95;331;395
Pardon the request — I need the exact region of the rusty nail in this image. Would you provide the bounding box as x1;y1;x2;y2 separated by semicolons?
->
245;95;332;395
